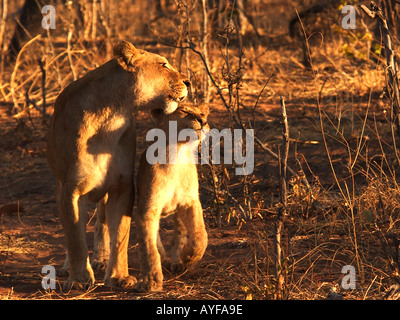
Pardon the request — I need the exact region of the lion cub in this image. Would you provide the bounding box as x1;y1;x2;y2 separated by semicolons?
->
135;104;209;292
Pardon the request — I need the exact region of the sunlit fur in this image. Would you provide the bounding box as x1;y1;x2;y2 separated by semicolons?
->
135;104;209;292
47;40;190;290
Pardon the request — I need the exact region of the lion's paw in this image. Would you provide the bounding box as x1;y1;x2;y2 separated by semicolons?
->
133;278;163;293
63;275;95;291
171;262;186;274
162;258;186;274
105;275;137;289
91;259;108;272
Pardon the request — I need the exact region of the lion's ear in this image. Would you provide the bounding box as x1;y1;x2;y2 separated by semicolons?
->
113;40;138;67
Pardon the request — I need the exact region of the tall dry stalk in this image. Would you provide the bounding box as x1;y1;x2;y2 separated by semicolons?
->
67;24;77;81
0;0;7;54
275;96;289;299
38;58;46;123
91;0;98;43
201;0;210;103
0;0;8;77
99;0;113;58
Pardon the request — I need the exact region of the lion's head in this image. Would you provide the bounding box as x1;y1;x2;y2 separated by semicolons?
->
114;40;190;114
151;103;210;137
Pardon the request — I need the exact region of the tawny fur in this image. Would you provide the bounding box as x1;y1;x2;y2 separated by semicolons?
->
135;104;209;292
47;40;190;290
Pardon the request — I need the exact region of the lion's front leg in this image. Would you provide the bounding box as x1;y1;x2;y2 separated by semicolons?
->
104;181;136;288
58;184;95;290
170;213;188;273
135;210;163;292
157;230;167;261
92;195;110;271
178;201;208;266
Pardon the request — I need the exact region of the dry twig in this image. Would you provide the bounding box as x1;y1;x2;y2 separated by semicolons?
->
275;96;289;299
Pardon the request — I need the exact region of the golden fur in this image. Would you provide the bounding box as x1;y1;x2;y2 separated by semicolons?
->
135;104;209;292
47;40;190;289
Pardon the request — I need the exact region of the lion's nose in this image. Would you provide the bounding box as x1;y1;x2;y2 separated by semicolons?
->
183;80;191;88
196;117;207;127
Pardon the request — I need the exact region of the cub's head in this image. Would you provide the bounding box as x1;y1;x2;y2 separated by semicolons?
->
151;103;210;138
114;40;190;114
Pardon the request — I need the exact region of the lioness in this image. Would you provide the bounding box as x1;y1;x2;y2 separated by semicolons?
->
135;104;209;292
47;40;190;289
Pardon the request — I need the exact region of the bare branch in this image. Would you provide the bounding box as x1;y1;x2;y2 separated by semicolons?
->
150;24;313;193
360;4;376;19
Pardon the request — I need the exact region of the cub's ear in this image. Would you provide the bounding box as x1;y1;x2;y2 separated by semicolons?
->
150;108;165;124
113;40;138;67
198;103;210;117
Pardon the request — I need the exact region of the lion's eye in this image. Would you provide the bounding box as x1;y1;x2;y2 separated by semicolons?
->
161;62;169;69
